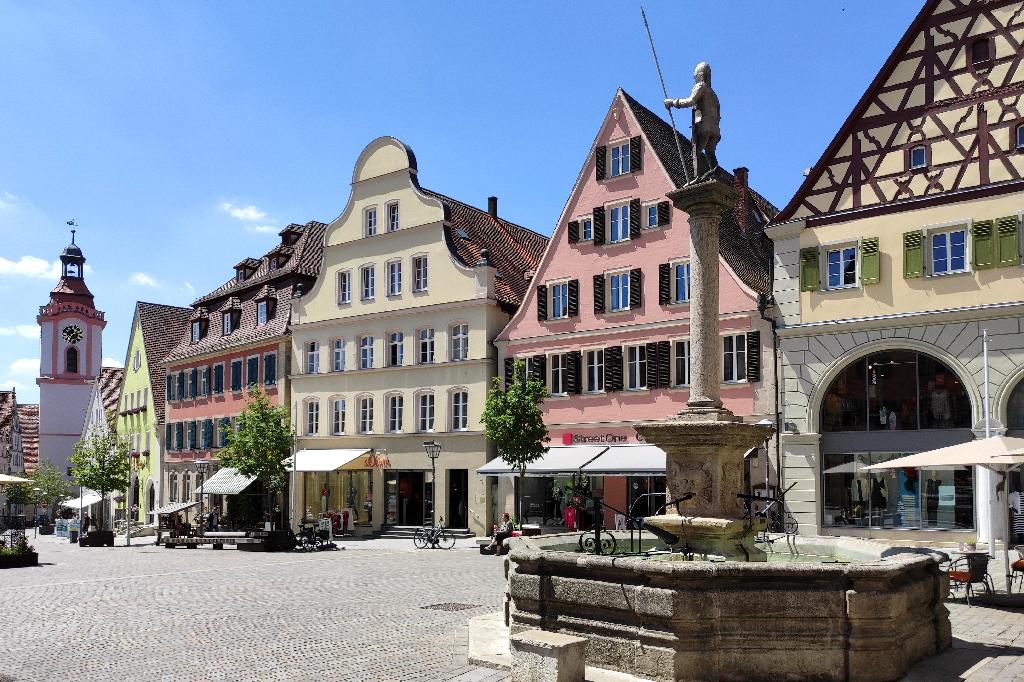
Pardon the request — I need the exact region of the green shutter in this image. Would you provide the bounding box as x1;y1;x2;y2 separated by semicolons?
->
996;215;1020;267
860;237;880;285
903;231;923;278
799;247;819;292
972;219;994;270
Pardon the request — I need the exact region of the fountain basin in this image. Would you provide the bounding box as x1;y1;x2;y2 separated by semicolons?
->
505;533;951;682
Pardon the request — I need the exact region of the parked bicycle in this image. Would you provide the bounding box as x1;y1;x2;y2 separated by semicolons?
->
413;518;455;550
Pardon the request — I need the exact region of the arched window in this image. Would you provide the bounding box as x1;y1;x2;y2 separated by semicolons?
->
1006;379;1024;433
305;399;320;436
146;482;155;513
169;473;179;503
66;346;79;374
820;350;970;432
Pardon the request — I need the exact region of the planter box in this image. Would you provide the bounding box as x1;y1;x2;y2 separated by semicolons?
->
0;552;38;569
79;531;115;547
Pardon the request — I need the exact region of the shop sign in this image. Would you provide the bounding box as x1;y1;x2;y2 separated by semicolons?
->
938;485;955;506
363;453;391;469
561;432;638;446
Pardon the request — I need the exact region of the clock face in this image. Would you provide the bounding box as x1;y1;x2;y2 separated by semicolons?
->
62;325;84;344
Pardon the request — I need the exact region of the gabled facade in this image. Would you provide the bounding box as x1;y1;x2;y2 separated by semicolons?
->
161;221;324;525
496;90;778;522
290;136;547;536
17;405;38;476
767;0;1024;542
0;390;23;477
79;367;124;521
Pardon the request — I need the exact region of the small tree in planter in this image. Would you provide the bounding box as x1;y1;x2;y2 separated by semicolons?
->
219;388;294;530
30;462;71;523
481;359;549;524
70;415;130;533
4;482;34;516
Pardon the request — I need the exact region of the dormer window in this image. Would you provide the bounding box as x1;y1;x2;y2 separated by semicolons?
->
191;321;202;343
909;145;928;171
278;224;303;246
269;258;278;271
970;38;991;68
223;312;233;335
236;271;245;283
234;258;261;283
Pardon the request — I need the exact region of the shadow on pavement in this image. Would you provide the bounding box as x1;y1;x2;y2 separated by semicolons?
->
903;639;1024;681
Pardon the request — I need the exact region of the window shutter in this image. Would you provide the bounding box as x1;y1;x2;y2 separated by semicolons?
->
645;342;659;387
903;231;924;278
504;357;515;387
860;237;880;285
568;220;579;244
629;136;642;171
657;201;671;227
165;424;173;449
166;375;174;402
567;351;583;394
799;247;819;291
629;268;643;309
973;220;994;269
536;284;548;321
657;341;672;388
996;215;1019;267
593;207;606;246
567;279;579;317
595;145;607;181
745;330;761;382
530;355;547;386
629;198;641;240
658;263;671;305
593;274;606;314
605;346;624;392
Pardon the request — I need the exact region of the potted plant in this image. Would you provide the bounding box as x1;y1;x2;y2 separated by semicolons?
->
0;535;38;569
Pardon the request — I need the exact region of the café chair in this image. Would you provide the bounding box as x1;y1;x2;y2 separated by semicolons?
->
948;553;994;606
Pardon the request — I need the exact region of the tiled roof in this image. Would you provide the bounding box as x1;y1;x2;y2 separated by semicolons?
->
17;404;38;474
137;303;192;423
164;221;326;365
0;390;15;445
96;367;124;415
49;276;95;306
621;90;777;296
421;188;548;308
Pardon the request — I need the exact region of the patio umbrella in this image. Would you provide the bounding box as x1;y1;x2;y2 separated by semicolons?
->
864;435;1024;593
0;473;31;485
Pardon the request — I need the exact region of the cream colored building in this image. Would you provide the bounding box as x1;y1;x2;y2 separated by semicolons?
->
767;0;1024;543
289;137;546;535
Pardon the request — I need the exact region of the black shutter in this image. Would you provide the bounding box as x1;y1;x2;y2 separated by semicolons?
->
536;284;548;321
629;198;641;239
593;274;605;314
165;424;173;449
504;357;515;386
746;330;761;383
567;279;579;317
657;341;672;388
630;136;642;172
629;268;643;309
658;263;671;305
645;342;659;387
530;355;547;386
605;346;624;392
593;207;606;246
567;351;583;394
595;145;607;181
657;201;671;226
166;374;174;402
568;220;579;244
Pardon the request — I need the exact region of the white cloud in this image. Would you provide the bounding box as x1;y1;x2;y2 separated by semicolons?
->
0;191;19;210
220;202;267;222
102;357;124;368
182;282;195;295
0;325;38;339
9;358;40;376
0;255;61;279
245;224;278;234
0;378;31;393
128;272;160;288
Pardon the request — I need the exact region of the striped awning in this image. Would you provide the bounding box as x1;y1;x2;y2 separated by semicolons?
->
196;467;257;495
152;501;197;516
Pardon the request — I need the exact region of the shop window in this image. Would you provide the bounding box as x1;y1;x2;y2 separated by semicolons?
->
819;350;971;432
821;452;974;530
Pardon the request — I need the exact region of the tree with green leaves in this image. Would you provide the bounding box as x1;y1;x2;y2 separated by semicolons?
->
70;419;130;531
4;481;34;513
219;388;294;529
481;359;549;523
30;462;71;522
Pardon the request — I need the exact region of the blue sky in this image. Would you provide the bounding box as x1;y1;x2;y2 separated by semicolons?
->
0;1;921;403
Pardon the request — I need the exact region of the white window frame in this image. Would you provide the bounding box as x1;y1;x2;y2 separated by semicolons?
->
585;348;604;393
412;255;429;292
387;260;402;297
450;389;469;431
925;221;970;276
608;202;630;243
337;270;352;305
450;323;469;362
909;145;928;170
305;341;319;374
549;280;569;320
191;321;201;342
418;328;435;364
257;300;268;326
331;397;346;435
359;335;374;369
306;399;319;436
387;393;404;433
364;206;378;237
549;353;567;396
417;392;436;433
579;216;593;242
673;338;691;387
386;201;400;232
822;241;860;290
626;344;647;391
222;312;233;335
387;331;404;367
672;260;691;304
608;270;630;312
360;265;375;301
723;333;747;383
358;396;374;434
609;140;631;177
332;339;345;372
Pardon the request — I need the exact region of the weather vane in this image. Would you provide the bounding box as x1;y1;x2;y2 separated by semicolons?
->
67;219;77;243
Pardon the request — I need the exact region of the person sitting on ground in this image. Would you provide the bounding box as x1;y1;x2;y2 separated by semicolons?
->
485;512;514;553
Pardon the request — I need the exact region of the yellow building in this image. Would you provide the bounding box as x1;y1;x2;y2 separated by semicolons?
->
289;137;547;536
767;0;1024;543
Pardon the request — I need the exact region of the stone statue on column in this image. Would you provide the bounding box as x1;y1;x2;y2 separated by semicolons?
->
665;61;721;182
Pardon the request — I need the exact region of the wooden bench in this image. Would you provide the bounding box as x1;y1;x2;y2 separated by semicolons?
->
163;535;263;550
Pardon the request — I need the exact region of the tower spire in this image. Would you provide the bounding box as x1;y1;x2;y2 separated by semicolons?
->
67;219;77;244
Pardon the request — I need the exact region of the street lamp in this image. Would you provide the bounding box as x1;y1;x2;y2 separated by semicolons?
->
422;440;442;527
194;458;209;534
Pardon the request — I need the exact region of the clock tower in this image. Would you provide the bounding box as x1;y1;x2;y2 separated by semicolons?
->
36;231;106;478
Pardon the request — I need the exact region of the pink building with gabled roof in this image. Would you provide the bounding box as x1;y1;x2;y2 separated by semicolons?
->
494;89;779;525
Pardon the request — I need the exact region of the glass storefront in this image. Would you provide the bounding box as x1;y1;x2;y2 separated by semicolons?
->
821;452;974;530
301;470;373;530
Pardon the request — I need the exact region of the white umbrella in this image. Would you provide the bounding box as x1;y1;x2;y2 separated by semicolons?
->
0;473;31;485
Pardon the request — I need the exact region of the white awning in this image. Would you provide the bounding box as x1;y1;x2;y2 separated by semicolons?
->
581;445;666;476
152;501;198;516
196;468;256;495
476;446;607;477
59;493;103;509
863;436;1024;471
291;449;372;472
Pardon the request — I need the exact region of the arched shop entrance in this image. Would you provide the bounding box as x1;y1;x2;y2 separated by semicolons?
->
818;349;976;532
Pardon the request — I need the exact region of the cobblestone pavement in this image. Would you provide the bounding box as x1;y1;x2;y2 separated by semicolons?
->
0;534;511;682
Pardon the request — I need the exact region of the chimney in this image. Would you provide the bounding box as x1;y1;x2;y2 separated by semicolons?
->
732;167;750;234
487;196;498;218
